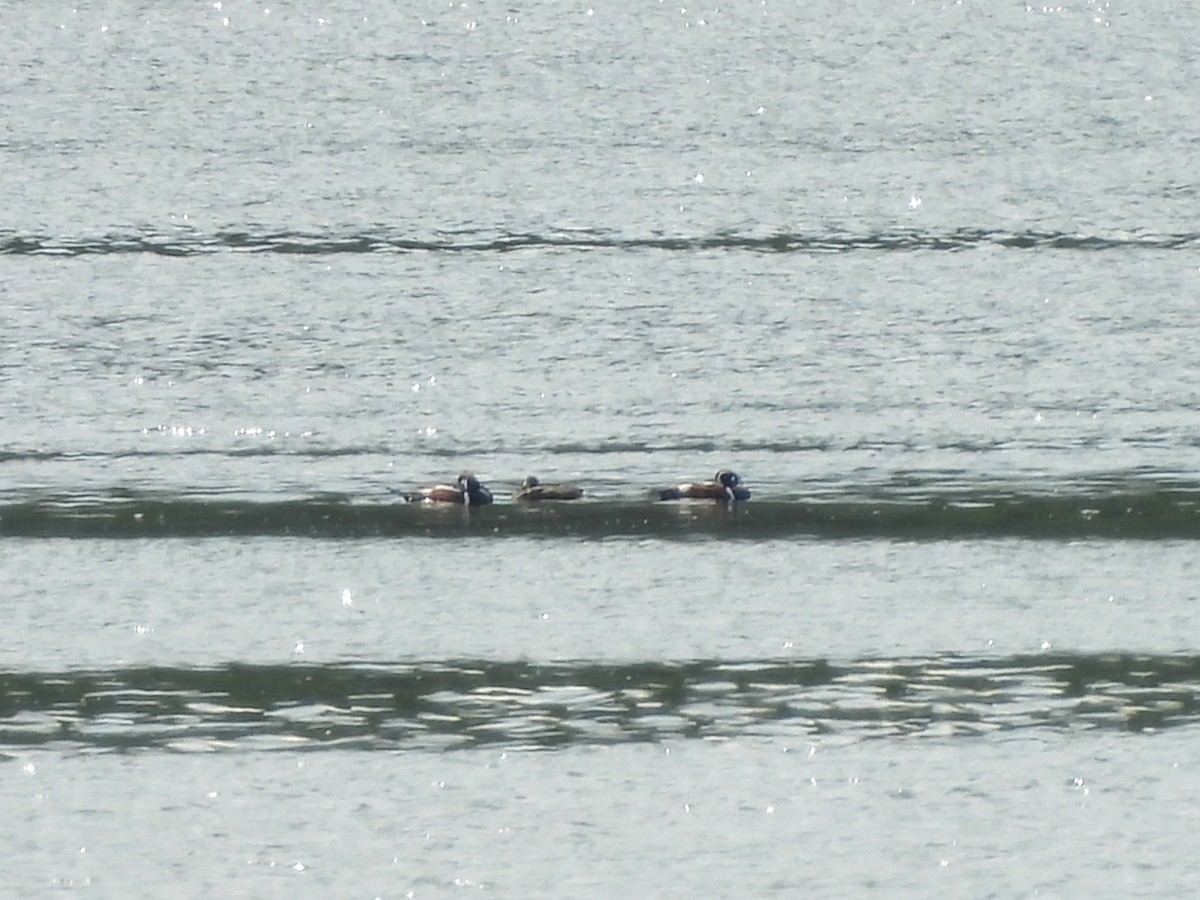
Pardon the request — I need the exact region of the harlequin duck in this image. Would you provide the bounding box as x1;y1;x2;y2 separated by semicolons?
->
404;471;494;506
656;469;750;502
512;475;584;501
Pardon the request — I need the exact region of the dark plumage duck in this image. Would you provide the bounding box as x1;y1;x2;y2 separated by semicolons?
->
404;471;494;506
512;475;584;501
656;469;750;502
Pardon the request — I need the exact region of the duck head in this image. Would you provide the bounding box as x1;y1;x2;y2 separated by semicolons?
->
457;471;493;506
716;469;741;501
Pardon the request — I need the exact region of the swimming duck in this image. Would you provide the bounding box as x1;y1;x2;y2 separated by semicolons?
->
404;471;494;506
656;469;750;502
512;475;584;501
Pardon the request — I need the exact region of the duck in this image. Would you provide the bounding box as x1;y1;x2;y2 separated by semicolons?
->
656;469;750;502
403;471;494;506
512;475;584;501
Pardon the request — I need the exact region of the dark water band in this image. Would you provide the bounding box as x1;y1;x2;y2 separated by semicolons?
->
2;653;1196;753
3;226;1198;257
2;491;1199;540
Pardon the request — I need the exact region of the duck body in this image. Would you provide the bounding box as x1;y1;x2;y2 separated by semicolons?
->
512;475;584;501
657;469;750;502
404;471;494;507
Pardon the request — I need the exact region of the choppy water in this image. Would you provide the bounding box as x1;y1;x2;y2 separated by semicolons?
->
3;0;1200;896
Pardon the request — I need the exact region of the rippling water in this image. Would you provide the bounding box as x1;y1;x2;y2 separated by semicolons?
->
7;654;1200;753
4;0;1200;896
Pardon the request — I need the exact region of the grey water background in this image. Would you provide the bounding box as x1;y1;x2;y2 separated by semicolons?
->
3;0;1200;896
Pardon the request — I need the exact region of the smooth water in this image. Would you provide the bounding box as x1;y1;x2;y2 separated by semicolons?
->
3;1;1200;896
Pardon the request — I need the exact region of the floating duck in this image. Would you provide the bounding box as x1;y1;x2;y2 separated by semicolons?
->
404;471;494;506
512;475;584;501
656;469;750;502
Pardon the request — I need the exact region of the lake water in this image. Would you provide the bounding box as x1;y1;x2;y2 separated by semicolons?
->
3;1;1200;896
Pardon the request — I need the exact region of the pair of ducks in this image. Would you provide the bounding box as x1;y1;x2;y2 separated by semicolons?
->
403;470;751;507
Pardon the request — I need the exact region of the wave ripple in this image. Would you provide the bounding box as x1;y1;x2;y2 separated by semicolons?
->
3;227;1198;257
3;654;1197;753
